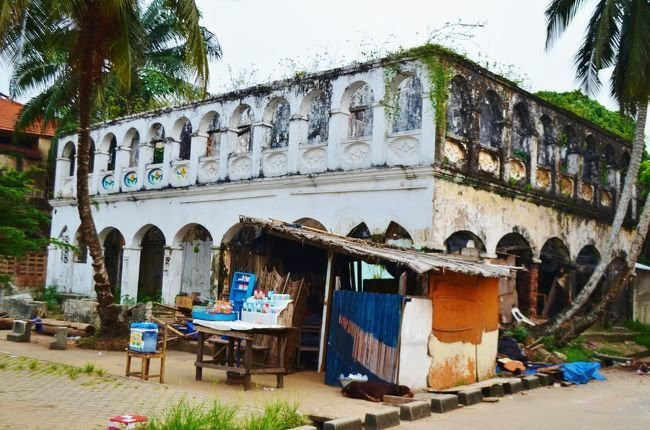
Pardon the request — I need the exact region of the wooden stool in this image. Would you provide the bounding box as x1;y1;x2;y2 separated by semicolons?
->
125;324;167;383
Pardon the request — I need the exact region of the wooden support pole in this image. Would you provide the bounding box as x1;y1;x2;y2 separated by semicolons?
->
318;251;334;372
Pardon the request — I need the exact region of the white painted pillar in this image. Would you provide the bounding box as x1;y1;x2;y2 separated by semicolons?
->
328;109;347;170
188;135;203;185
161;245;183;305
160;139;174;187
252;122;270;178
120;246;141;303
371;102;386;165
220;129;237;180
318;251;334;372
288;115;307;173
419;90;436;164
54;157;70;196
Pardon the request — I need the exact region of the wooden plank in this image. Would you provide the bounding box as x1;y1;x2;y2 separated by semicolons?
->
318;251;334;372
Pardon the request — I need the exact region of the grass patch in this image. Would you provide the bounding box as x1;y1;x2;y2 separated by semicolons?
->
82;363;96;374
244;401;306;430
0;362;6;370
94;367;107;377
66;366;81;379
27;360;39;370
625;320;650;349
143;399;306;430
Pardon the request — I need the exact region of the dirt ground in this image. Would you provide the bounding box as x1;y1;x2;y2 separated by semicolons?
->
1;330;649;429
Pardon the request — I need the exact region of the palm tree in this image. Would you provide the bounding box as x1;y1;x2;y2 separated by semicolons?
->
539;0;649;339
0;0;214;332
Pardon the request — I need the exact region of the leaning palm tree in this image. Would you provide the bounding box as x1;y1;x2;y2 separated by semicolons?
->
539;0;649;339
0;0;213;331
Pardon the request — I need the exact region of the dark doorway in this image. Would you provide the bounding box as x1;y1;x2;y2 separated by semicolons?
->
137;226;166;302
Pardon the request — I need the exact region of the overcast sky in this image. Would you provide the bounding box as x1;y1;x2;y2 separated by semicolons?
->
2;0;647;135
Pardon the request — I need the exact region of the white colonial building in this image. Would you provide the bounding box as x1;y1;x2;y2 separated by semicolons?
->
47;47;635;320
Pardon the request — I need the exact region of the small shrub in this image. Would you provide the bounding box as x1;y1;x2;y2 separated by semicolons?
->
66;366;81;379
94;367;107;377
505;326;529;343
82;363;96;374
43;286;63;310
244;401;306;430
28;360;39;370
0;362;7;370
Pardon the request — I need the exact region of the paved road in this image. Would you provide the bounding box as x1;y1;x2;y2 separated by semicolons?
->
1;349;649;430
0;353;212;430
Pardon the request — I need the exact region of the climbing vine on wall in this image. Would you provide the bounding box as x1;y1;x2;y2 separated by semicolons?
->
383;44;454;139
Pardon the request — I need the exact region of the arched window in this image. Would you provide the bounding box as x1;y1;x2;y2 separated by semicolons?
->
479;90;503;148
444;231;486;254
306;94;329;145
620;151;630;189
446;75;472;139
582;135;599;182
89;140;96;173
206;114;221;157
348;84;374;139
128;131;140;168
178;119;192;160
392;76;422;133
539;115;554;166
236;106;254;154
384;221;413;248
63;142;76;176
107;135;117;171
148;123;165;164
269;99;290;148
511;102;533;157
560;126;577;172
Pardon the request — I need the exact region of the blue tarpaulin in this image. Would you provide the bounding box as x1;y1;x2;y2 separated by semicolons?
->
325;291;402;386
561;362;606;384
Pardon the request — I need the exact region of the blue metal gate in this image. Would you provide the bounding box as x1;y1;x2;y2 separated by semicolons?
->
325;291;403;386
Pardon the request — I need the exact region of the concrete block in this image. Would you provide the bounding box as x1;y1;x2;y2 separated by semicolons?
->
49;326;67;350
457;389;482;406
364;407;400;430
382;394;414;405
323;417;362;430
481;384;504;398
6;320;31;342
503;379;523;394
289;427;317;430
522;375;541;390
399;400;431;421
536;373;553;386
0;297;45;319
428;393;460;413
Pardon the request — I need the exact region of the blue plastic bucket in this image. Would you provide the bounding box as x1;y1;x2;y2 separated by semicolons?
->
129;322;158;353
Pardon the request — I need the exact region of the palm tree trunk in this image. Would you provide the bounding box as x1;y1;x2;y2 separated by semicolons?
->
75;3;119;333
537;100;648;337
556;180;650;345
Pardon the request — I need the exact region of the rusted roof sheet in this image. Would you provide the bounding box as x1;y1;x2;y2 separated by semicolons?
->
0;98;56;136
239;216;511;278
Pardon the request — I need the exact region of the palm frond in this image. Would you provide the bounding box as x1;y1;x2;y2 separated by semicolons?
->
545;0;590;49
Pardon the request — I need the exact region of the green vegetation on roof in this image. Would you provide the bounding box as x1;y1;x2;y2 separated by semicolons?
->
535;90;635;141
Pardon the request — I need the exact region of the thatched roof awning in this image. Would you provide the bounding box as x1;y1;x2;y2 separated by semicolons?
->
239;216;511;278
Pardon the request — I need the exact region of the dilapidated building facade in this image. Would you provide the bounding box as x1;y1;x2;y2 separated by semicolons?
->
47;46;635;322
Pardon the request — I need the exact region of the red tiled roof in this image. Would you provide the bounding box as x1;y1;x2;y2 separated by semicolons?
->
0;97;56;136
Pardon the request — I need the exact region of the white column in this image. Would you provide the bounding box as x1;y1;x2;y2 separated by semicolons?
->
371;102;386;165
161;245;183;305
419;91;436;164
54;157;70;196
188;136;203;184
251;122;270;178
288;115;307;173
220;129;237;180
328;109;347;170
120;246;141;303
160;140;173;187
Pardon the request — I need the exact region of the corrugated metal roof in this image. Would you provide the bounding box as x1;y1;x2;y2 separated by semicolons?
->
239;216;512;278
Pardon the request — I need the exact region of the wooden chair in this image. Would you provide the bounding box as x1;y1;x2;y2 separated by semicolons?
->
125;324;167;383
296;323;320;367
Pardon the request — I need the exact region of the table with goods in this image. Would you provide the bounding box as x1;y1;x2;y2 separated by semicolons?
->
191;272;296;390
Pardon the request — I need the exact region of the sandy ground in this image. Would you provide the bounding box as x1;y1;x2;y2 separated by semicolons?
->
2;329;649;429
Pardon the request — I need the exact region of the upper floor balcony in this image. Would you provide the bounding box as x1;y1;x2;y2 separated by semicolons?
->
53;48;633;218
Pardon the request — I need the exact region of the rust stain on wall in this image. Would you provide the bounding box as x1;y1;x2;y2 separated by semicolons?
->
427;352;476;389
429;273;499;344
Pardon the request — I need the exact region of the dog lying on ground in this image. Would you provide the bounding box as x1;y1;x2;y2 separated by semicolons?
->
342;381;414;402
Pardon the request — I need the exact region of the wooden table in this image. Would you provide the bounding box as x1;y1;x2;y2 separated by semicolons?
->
194;324;296;390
